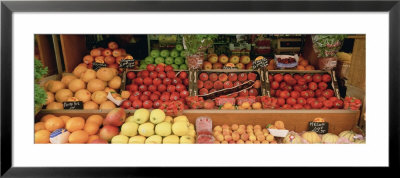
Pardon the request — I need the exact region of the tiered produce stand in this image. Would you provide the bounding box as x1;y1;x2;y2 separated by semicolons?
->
34;34;366;144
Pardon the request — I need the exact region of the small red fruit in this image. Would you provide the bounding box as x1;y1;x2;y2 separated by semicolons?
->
223;81;233;89
297;97;306;105
273;74;283;82
209;73;218;82
322;74;332;83
228;73;238;81
179;72;188;80
303;74;312;83
247;73;257;81
286;97;297;105
199;73;209;81
163;78;172;85
127;71;136;80
318;82;328;90
142;100;153;109
199;88;209;95
157;84;167;92
277;98;286;106
280;90;290;99
146;64;156;71
271;81;280;90
197;80;204;89
218;73;228;82
290;91;300;99
312;74;322;83
167;85;176;92
248;88;258;96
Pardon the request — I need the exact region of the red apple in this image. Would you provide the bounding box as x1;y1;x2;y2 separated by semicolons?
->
143;77;153;85
199;73;208;81
167;85;176;92
158;84;167;92
146;64;156;71
209;73;218;82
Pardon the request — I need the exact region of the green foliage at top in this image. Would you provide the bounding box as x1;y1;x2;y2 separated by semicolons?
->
312;35;348;58
182;35;218;55
34;59;48;81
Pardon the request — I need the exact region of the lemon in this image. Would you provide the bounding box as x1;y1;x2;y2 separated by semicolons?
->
172;121;189;136
163;135;180;144
145;135;162;144
111;135;129;144
138;122;154;137
128;136;146;144
121;122;139;137
155;122;172;136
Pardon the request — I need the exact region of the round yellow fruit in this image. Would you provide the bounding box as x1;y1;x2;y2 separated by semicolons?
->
83;101;98;110
145;135;162;144
46;102;63;110
138;122;154;137
155;122;172;136
128;136;146;144
99;101;116;110
163;135;180;144
45;92;55;105
68;79;86;92
55;89;73;102
35;130;50;144
172;121;189;136
80;69;97;82
87;79;106;93
173;115;188;123
72;65;88;78
61;75;77;86
121;122;139;137
47;81;65;93
179;135;195;144
91;91;108;104
111;135;129;144
96;68;115;82
74;89;91;102
108;76;121;90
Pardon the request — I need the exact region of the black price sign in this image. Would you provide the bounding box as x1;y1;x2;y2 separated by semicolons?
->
119;59;135;69
92;62;107;71
252;58;269;69
308;122;329;134
223;66;238;70
63;101;83;110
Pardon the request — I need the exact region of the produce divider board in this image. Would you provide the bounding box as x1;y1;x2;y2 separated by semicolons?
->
36;109;360;135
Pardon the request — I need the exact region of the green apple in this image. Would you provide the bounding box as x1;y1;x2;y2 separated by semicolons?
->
171;64;179;70
180;135;195;144
128;136;146;144
144;56;154;64
150;50;160;58
120;122;139;137
163;135;180;144
179;64;188;70
139;64;147;69
155;122;172;136
174;57;184;65
160;50;170;57
170;49;179;58
138;122;154;137
111;135;129;144
140;60;146;65
133;108;150;124
180;51;186;57
175;44;183;51
145;135;162;144
165;57;174;65
149;109;165;124
155;57;165;64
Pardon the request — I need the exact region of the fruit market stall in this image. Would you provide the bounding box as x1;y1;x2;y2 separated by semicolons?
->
34;34;366;144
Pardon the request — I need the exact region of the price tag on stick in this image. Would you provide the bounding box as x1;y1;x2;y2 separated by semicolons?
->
119;59;135;69
308;122;329;134
63;101;83;110
252;56;269;69
92;62;107;71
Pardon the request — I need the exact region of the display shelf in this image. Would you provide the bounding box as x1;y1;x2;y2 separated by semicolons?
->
36;109;359;135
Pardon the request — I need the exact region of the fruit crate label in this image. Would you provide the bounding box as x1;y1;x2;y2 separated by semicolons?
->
308;122;329;134
92;62;107;71
223;66;238;70
63;101;83;110
252;57;269;69
119;59;135;69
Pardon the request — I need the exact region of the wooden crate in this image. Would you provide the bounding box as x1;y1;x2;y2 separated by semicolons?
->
36;109;360;135
60;35;87;73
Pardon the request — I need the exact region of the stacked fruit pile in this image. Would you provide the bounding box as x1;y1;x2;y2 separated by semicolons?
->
35;113;109;144
202;54;252;70
283;130;365;144
112;108;196;144
197;72;261;96
212;124;277;144
296;56;315;71
141;45;187;70
123;64;189;110
43;65;123;110
268;73;343;109
82;41;137;72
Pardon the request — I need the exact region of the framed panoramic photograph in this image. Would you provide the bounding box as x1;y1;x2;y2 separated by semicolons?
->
1;0;399;177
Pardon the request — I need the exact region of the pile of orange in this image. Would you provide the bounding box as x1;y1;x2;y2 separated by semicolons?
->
34;114;104;144
237;102;262;110
296;56;315;71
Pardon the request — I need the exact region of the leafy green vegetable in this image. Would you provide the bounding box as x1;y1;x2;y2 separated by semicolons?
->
34;59;48;110
34;59;48;81
312;35;347;58
34;83;47;107
182;35;218;55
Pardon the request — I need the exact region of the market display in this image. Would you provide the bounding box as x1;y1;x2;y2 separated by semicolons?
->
34;34;366;144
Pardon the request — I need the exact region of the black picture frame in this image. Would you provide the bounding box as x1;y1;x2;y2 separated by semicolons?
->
1;0;399;177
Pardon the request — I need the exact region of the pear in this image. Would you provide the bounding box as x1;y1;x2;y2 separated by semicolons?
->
172;121;189;136
133;108;150;124
174;115;188;123
163;135;180;144
145;135;162;144
149;109;165;124
120;122;139;137
138;122;154;137
111;135;129;144
180;135;195;144
155;122;172;136
128;136;146;144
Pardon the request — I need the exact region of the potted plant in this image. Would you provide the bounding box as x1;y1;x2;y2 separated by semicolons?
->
34;59;48;115
311;34;347;70
182;34;217;70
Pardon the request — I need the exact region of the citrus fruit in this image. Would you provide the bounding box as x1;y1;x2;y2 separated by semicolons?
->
34;122;46;132
84;122;100;135
40;114;56;122
87;135;100;143
59;115;71;124
65;117;85;132
86;115;103;126
68;130;89;143
35;130;50;144
45;117;65;132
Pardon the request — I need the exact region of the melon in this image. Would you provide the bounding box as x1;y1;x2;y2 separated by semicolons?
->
283;131;303;144
74;89;91;102
80;69;97;82
99;101;116;110
45;92;55;105
91;91;108;104
301;131;321;144
47;81;65;93
61;75;77;86
55;89;73;102
68;79;86;92
72;65;88;78
339;130;356;142
84;101;99;110
321;133;339;144
108;76;121;90
96;68;114;81
87;79;106;93
46;102;63;110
